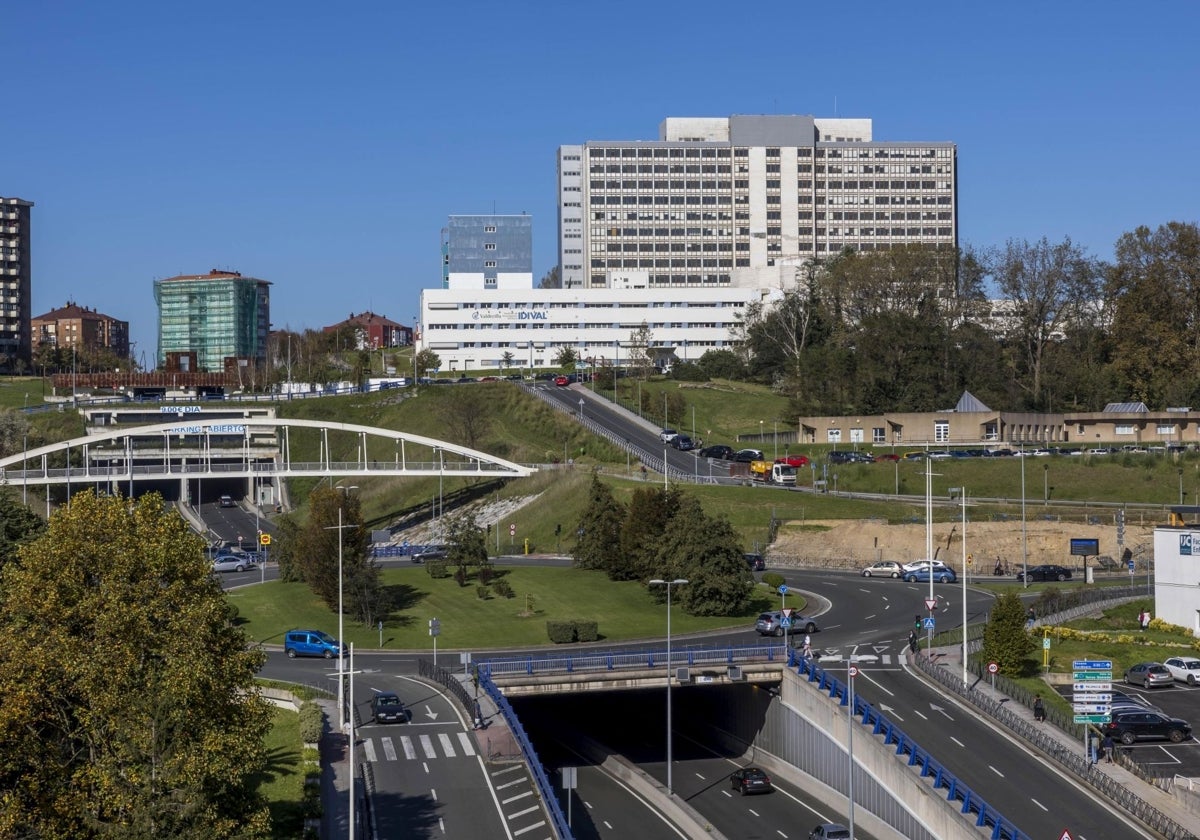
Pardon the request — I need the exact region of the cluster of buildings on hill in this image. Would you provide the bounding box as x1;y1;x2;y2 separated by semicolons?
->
3;113;960;382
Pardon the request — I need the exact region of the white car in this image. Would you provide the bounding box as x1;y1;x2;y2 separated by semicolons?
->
901;559;949;574
212;554;257;573
1163;656;1200;685
861;561;904;578
659;428;678;443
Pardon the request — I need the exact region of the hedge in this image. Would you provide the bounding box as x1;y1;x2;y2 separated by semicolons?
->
298;700;324;744
546;619;599;643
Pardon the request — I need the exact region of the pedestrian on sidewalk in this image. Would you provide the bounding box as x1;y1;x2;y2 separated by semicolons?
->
908;628;919;655
1102;733;1115;763
801;633;812;659
1140;609;1151;631
1033;694;1046;722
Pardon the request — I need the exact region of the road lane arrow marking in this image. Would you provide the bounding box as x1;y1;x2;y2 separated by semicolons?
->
930;703;954;720
424;705;439;720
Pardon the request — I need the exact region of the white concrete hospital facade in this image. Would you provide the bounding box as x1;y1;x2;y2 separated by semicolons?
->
418;115;957;373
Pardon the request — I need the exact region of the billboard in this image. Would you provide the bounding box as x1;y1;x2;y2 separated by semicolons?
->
1070;538;1100;556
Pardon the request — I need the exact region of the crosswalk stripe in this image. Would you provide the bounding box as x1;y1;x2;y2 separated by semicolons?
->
438;733;457;758
492;765;524;778
362;739;377;762
419;734;437;759
457;732;476;756
513;820;547;836
400;735;417;760
382;737;397;762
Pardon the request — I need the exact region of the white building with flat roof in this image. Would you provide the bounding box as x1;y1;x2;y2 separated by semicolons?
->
558;114;957;291
418;284;760;374
1153;521;1200;637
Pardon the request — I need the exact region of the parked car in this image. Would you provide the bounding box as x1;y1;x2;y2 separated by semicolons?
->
1163;656;1200;685
670;434;695;451
698;444;734;460
733;448;764;462
1124;662;1174;688
873;453;900;462
212;554;257;573
809;826;851;840
829;450;873;464
904;566;957;584
1016;564;1073;582
755;610;818;636
775;454;810;468
554;375;570;386
861;560;904;579
744;553;766;571
730;767;772;795
901;559;949;574
659;428;679;443
1103;710;1192;745
219;494;235;508
371;692;408;724
901;451;928;460
284;629;345;659
411;546;449;564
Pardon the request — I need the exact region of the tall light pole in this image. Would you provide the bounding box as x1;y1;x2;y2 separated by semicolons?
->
329;484;358;729
925;462;935;654
1179;468;1184;505
1021;441;1028;588
961;488;969;687
649;578;688;796
1043;463;1049;504
773;421;778;460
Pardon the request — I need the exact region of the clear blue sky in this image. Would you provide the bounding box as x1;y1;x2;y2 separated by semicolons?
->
5;2;1197;369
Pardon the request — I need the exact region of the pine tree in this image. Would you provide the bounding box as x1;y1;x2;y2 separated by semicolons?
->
981;590;1036;675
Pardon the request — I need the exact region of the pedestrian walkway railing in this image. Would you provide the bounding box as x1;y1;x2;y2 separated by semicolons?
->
479;641;788;677
791;649;1029;840
913;652;1196;840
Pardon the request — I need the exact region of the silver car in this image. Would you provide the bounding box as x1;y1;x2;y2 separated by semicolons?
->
212;554;257;573
1124;662;1173;688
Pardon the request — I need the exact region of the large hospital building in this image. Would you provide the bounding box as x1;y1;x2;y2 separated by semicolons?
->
419;115;957;373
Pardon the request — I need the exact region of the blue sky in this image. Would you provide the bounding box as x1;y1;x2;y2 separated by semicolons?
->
5;2;1198;369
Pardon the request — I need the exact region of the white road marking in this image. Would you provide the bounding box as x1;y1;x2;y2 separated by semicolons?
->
362;738;377;762
513;819;547;835
422;761;430;774
988;765;1004;777
749;808;760;816
604;822;613;830
401;735;416;760
913;710;929;720
950;737;965;748
381;737;396;761
431;787;438;801
496;778;526;790
438;732;457;757
502;791;534;805
694;772;706;780
492;765;523;777
457;732;477;755
419;734;437;759
864;614;877;620
507;805;539;820
1030;798;1048;811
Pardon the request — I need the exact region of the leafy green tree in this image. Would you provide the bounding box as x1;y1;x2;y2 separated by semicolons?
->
653;496;753;616
981;590;1036;675
628;322;655;378
441;511;489;567
614;486;681;581
414;348;442;378
0;491;271;838
554;346;579;370
0;407;31;458
270;512;304;582
500;350;516;373
294;486;380;625
695;349;745;380
572;475;626;571
0;488;44;573
437;384;493;450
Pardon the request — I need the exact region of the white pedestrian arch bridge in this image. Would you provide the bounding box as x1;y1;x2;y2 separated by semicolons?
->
0;418;536;490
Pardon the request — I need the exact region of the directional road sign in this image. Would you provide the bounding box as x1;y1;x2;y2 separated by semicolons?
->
1070;693;1113;703
1073;714;1111;725
1072;672;1112;681
1072;660;1113;670
1073;683;1112;693
923;617;935;629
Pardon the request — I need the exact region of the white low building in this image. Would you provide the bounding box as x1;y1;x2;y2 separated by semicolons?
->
418;282;761;374
1152;515;1200;636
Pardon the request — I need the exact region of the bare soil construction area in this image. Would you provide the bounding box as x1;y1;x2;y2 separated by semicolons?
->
769;518;1153;574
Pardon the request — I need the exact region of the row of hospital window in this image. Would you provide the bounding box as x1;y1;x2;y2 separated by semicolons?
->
586;195;953;206
586;210;952;223
446;340;729;350
588;180;951;190
428;323;737;331
582;165;953;176
820;425;1184;443
587;147;951;159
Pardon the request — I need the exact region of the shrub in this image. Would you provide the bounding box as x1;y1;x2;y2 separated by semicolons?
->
298;700;324;744
762;572;785;591
425;560;449;578
546;620;576;643
454;566;468;587
493;578;515;598
574;620;599;642
478;563;495;585
476;585;490;600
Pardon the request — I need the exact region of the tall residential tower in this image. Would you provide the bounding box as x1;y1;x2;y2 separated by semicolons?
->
154;269;271;372
0;196;34;368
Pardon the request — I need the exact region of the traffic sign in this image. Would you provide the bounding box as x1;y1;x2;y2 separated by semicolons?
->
782;608;793;618
780;617;793;629
429;618;441;637
1073;683;1112;693
922;617;935;629
1072;660;1113;670
848;665;859;677
1059;829;1074;840
1073;714;1111;725
924;597;938;611
987;662;998;674
778;584;789;595
1072;704;1111;714
509;524;516;536
1072;672;1112;681
1043;637;1051;649
259;533;271;546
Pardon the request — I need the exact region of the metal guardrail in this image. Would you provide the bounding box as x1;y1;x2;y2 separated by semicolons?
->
479;642;789;677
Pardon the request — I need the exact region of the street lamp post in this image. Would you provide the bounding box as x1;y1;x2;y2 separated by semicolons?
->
1021;442;1028;588
1179;468;1184;505
328;485;358;729
648;578;689;796
1043;463;1049;504
773;421;778;460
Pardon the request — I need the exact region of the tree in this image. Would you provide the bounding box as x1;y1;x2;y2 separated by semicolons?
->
980;590;1036;676
989;237;1101;409
500;350;516;373
437;384;492;450
414;348;442;379
654;497;753;616
0;488;44;574
270;512;304;582
441;511;489;568
0;407;31;457
627;322;655;378
538;265;561;289
614;486;680;581
0;491;271;838
571;475;626;571
553;346;579;370
293;486;381;625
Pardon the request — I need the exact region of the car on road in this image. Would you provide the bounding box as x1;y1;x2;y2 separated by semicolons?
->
698;444;734;460
754;610;818;636
775;454;811;468
904;566;957;584
901;559;949;574
861;560;904;578
553;375;570;386
744;553;766;571
808;825;851;840
1103;710;1192;744
283;629;345;659
1163;656;1200;685
1124;662;1174;688
212;554;257;573
411;545;449;564
730;767;772;795
733;448;764;462
371;692;408;724
670;434;695;451
219;494;235;508
659;428;679;443
1016;564;1073;582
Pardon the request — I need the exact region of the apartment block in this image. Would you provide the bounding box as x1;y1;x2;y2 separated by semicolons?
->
0;196;33;367
32;301;130;359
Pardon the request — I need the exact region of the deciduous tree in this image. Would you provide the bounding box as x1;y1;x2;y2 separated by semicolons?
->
0;491;271;838
293;486;381;625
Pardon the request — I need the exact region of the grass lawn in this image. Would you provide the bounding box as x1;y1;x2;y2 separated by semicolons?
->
252;706;307;840
230;566;785;650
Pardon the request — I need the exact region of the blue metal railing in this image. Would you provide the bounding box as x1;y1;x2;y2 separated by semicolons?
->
479;641;788;678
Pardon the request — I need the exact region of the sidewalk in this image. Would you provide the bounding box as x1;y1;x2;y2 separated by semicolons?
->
917;644;1199;837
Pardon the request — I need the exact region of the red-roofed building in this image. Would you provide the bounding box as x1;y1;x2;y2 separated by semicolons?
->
32;301;130;359
323;311;412;350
